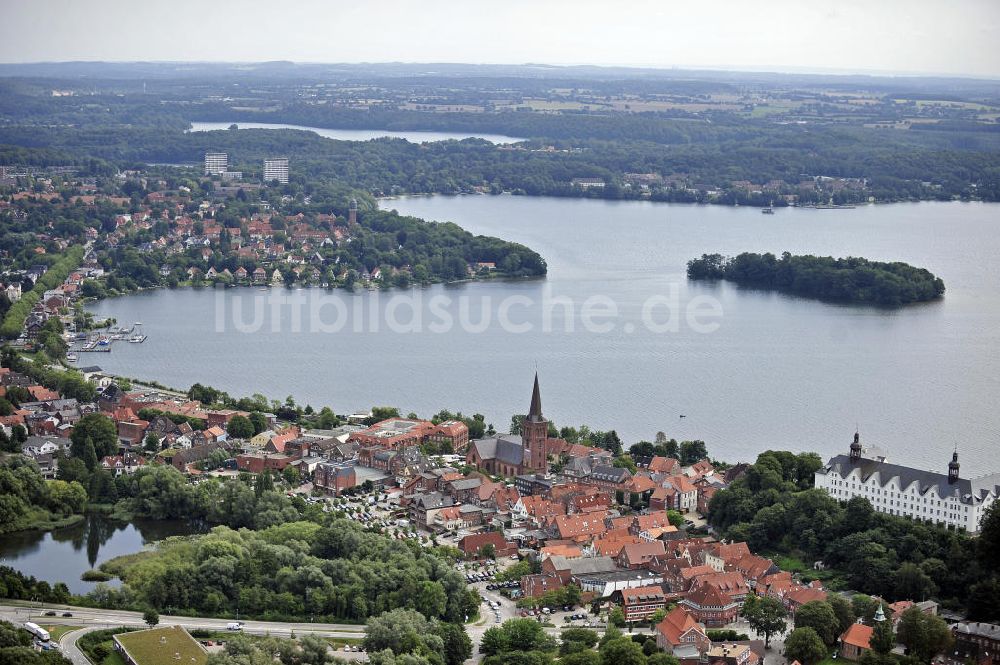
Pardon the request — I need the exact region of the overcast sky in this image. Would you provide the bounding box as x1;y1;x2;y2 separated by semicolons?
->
2;0;999;78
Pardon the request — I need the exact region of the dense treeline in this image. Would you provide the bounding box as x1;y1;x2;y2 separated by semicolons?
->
0;455;88;534
0;619;72;664
2;121;999;203
0;245;85;338
687;252;945;306
708;450;1000;621
91;481;478;623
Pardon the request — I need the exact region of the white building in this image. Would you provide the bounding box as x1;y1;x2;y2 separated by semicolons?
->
814;433;1000;533
204;152;228;175
263;157;289;184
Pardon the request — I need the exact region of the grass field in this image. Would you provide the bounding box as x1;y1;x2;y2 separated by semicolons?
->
37;624;76;641
114;626;207;665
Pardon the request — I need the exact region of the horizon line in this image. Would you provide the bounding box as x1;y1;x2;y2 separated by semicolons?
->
1;59;998;83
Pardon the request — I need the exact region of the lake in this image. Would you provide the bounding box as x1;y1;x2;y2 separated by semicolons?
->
0;516;206;595
188;121;525;145
86;197;1000;473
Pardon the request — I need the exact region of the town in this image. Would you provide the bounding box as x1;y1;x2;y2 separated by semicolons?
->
3;348;999;665
1;14;1000;665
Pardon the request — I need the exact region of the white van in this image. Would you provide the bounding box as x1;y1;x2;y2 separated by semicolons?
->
226;622;244;631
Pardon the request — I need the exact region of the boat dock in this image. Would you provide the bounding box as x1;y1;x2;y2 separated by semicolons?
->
70;322;147;354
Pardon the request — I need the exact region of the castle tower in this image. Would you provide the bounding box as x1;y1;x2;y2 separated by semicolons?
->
849;431;862;464
523;372;549;472
948;450;960;483
349;198;358;225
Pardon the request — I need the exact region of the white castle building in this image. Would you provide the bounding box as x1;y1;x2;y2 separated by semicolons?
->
814;432;1000;533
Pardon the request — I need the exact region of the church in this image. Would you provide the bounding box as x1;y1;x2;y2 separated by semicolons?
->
466;373;555;477
814;432;1000;533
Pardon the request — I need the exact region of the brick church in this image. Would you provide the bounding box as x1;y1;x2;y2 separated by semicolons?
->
466;373;556;477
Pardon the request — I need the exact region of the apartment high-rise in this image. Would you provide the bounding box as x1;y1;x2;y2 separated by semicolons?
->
263;157;289;184
204;152;228;175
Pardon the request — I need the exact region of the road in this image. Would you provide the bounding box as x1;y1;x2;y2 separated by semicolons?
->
0;602;368;638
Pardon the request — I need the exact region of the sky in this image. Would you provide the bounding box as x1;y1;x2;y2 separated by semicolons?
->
1;0;999;78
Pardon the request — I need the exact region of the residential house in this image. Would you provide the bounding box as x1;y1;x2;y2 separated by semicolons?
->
620;585;667;623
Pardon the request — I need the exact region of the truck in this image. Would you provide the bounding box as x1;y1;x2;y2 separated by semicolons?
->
24;622;50;642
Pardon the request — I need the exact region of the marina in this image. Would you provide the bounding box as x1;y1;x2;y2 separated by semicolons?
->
70;322;147;353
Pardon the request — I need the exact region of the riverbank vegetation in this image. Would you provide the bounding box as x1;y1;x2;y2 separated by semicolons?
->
0;455;88;535
707;450;1000;620
687;252;945;306
0;245;85;339
88;498;478;624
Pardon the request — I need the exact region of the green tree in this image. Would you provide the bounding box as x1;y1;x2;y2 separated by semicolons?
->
784;627;827;665
870;617;896;655
70;413;118;459
143;432;161;454
741;594;787;648
143;609;159;627
599;636;646;665
793;601;839;646
227;414;254;439
609;606;626;628
827;593;856;635
896;607;953;663
893;562;937;601
434;622;472;665
647;655;680;665
248;412;268;435
47;479;87;515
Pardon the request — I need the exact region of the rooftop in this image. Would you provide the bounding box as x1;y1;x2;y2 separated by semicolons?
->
113;626;207;665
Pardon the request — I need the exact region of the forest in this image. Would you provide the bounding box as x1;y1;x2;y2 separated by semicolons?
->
2;121;1000;204
686;252;946;306
707;450;1000;621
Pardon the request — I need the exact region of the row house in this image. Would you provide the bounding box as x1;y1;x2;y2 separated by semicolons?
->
619;585;667;623
314;461;356;496
459;531;517;558
100;453;147;477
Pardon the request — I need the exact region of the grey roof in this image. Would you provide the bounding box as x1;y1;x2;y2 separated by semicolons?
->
451;478;483;491
474;434;525;466
591;464;630;482
819;454;1000;505
550;555;618;576
954;621;1000;639
415;492;455;510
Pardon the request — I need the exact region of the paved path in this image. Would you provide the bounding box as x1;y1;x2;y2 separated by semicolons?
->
60;626;100;665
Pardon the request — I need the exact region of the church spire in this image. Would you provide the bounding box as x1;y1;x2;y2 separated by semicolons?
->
528;372;543;423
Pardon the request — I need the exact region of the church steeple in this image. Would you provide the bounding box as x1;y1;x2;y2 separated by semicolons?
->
850;430;862;463
523;372;549;472
528;372;543;423
949;449;960;483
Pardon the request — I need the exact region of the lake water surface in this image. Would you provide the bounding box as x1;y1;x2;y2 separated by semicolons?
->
0;516;206;595
188;121;525;144
86;197;1000;472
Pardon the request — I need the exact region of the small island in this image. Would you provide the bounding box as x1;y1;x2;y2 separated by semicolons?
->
687;251;945;306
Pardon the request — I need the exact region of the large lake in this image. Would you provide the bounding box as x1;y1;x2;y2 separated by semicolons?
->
86;197;1000;472
0;516;206;595
188;121;525;145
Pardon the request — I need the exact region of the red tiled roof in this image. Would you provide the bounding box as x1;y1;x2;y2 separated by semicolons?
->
841;623;873;649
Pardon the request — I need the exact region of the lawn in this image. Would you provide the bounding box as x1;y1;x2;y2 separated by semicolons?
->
38;624;76;641
114;626;207;665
